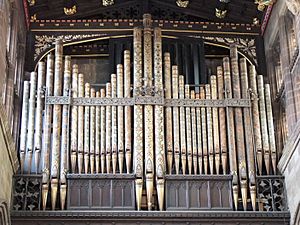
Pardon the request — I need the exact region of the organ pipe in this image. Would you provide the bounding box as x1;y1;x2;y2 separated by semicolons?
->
164;52;173;175
190;90;198;175
223;56;238;210
172;66;180;175
205;84;214;174
249;66;263;175
90;88;96;174
34;62;45;173
133;27;143;210
41;53;54;210
60;55;71;210
179;75;186;175
51;39;63;210
211;75;220;175
19;81;30;174
143;14;154;210
185;84;193;175
200;87;208;174
100;89;106;173
95;91;101;173
124;50;132;174
265;84;277;174
257;75;270;175
77;73;84;174
196;93;202;174
117;64;124;173
84;83;90;174
70;64;78;173
106;82;112;173
111;74;117;174
27;71;37;174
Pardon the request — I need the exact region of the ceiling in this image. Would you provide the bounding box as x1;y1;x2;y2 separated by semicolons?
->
26;0;268;24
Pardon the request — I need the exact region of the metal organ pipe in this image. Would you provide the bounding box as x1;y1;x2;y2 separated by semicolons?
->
51;39;63;210
71;64;78;173
35;62;45;173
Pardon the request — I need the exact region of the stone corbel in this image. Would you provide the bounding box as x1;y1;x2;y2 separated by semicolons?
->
286;0;300;15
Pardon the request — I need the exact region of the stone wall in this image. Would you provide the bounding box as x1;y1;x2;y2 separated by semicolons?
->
264;0;300;224
0;0;26;224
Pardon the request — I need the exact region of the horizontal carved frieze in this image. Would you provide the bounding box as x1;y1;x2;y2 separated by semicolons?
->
46;96;251;107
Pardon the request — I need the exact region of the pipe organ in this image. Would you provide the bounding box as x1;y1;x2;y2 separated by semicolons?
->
19;14;279;212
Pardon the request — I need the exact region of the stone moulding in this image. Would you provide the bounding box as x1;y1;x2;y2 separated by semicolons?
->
11;211;290;224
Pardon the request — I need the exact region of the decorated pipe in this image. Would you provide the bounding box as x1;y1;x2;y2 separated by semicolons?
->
179;75;186;175
111;74;118;174
154;27;166;211
77;73;85;174
133;27;144;211
60;55;71;210
200;87;208;175
84;83;90;174
34;62;45;173
240;58;256;211
50;39;63;210
117;64;124;174
217;66;227;175
211;75;220;175
191;90;198;175
223;56;238;210
172;66;180;175
106;82;112;173
185;84;193;175
205;84;214;174
124;50;132;174
95;91;101;173
143;14;154;210
164;52;173;175
41;54;54;210
90;88;96;174
70;64;78;173
100;89;106;173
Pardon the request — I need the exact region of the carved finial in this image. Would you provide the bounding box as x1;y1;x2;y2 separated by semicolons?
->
143;14;152;28
215;8;227;18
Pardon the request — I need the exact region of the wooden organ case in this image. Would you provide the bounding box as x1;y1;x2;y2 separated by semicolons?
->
12;14;289;225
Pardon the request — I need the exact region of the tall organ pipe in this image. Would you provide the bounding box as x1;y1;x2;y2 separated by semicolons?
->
257;75;270;175
265;84;277;174
133;27;143;210
117;64;124;173
196;93;202;174
100;89;106;173
240;58;256;211
84;83;90;174
60;56;71;210
249;66;263;175
211;75;220;174
70;65;78;173
164;52;173;175
35;62;45;173
77;73;85;174
200;87;208;174
172;66;180;175
124;50;132;174
27;71;37;174
41;54;54;210
154;27;166;211
191;90;198;175
50;39;63;210
95;91;101;173
205;84;214;174
185;84;193;175
111;74;118;174
90;88;96;174
230;46;247;211
143;14;154;210
217;67;227;174
106;83;112;173
223;57;238;210
179;75;186;174
20;81;30;174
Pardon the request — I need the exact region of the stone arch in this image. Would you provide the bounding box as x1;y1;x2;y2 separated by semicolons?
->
0;199;10;225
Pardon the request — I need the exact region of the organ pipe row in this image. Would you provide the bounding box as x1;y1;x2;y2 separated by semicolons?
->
19;15;278;212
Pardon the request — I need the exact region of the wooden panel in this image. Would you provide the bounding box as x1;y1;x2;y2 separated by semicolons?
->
165;175;233;211
67;174;135;210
